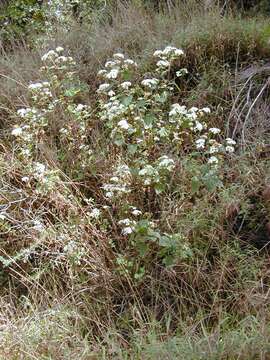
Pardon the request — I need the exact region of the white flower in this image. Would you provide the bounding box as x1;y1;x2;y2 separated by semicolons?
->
226;138;236;145
108;90;115;97
21;176;30;182
124;59;137;66
202;107;211;113
131;208;142;216
158;156;175;170
209;127;221;134
174;48;184;56
209;145;221;153
153;50;163;57
17;108;31;117
34;162;46;174
0;213;7;220
169;104;187;117
97;83;110;93
21;148;31;157
176;68;188;77
141;78;159;88
208;156;219;165
28;82;43;90
113;53;125;60
76;104;86;111
110;176;119;182
163;46;176;55
97;69;107;77
157;60;170;68
225;146;235;153
118;119;129;130
56;46;64;52
56;56;69;63
194;121;204;132
121;81;132;90
195;138;206;149
33;220;44;232
41;50;57;61
118;218;132;226
88;208;101;219
106;68;119;79
122;227;134;235
11;127;23;136
105;61;116;68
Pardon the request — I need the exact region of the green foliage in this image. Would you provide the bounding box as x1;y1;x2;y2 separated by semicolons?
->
0;0;45;43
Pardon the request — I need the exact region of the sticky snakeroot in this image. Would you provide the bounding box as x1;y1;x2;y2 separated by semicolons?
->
131;208;142;216
41;50;57;61
97;83;110;92
17;108;31;117
34;162;46;174
124;59;137;66
21;176;30;182
113;53;125;60
122;227;134;235
209;127;221;134
195;138;206;149
141;78;159;88
11;127;23;136
105;61;116;68
226;138;236;145
88;208;101;219
121;81;132;89
157;60;170;68
208;156;219;164
106;69;119;79
225;146;235;153
118;119;129;130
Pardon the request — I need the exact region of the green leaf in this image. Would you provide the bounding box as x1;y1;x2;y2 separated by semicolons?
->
162;254;175;267
121;95;133;106
144;113;156;128
122;69;132;81
155;91;168;104
203;175;222;192
113;137;125;146
127;144;138;155
191;176;201;194
154;182;165;194
136;241;148;257
64;87;81;97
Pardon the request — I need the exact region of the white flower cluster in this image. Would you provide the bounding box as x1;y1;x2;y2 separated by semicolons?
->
138;156;175;188
11;47;92;190
98;52;137;85
103;164;132;199
154;46;184;72
118;218;136;236
41;46;75;72
32;162;61;193
168;103;236;167
195;133;236;167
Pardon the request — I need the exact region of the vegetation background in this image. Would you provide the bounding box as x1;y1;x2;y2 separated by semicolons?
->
0;0;270;359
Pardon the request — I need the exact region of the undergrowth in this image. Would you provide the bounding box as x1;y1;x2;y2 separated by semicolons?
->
0;1;270;359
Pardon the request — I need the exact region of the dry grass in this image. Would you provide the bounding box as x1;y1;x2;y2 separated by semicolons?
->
0;1;270;359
